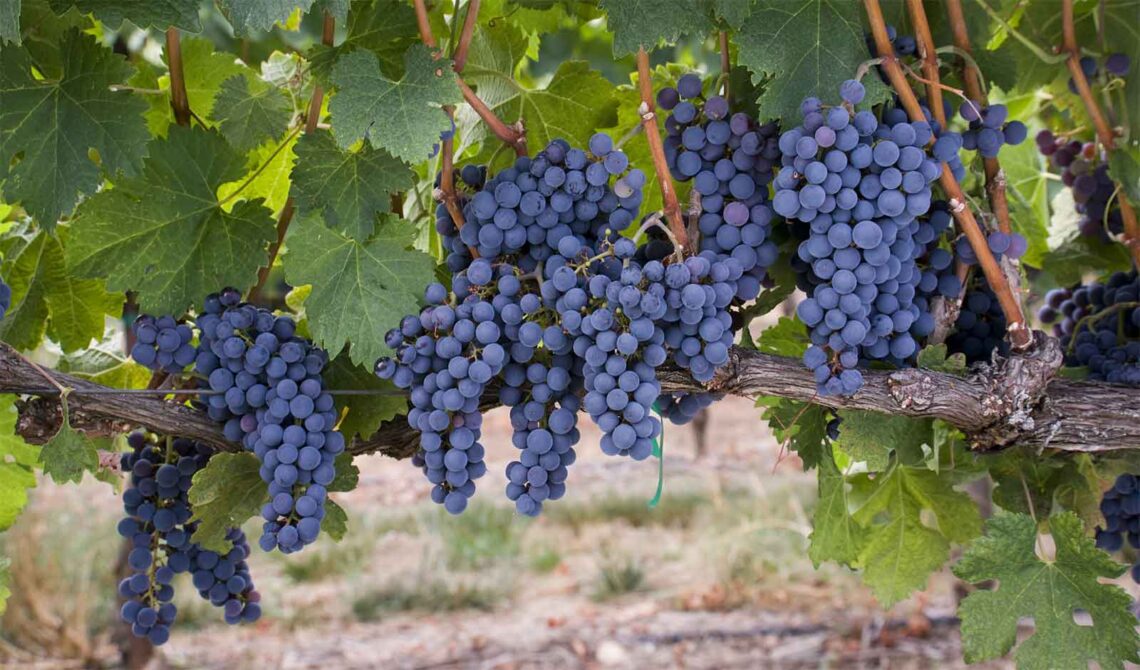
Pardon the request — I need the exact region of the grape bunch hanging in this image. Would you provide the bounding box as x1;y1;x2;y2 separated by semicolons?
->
117;432;261;645
130;288;343;554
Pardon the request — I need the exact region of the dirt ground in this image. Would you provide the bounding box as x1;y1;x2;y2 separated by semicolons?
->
0;396;1011;669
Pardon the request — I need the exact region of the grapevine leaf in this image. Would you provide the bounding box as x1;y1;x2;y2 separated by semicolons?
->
321;498;347;540
953;512;1140;669
217;131;298;215
217;0;316;36
999;129;1050;268
1108;148;1140;205
809;444;865;566
140;37;247;137
0;395;38;532
0;228;120;352
915;344;967;374
850;463;980;606
38;403;97;484
0;30;149;226
0;0;18;44
68;126;276;315
309;0;418;82
46;0;201;30
755;316;808;357
735;0;892;124
329;44;462;164
329;452;358;493
599;0;713;56
56;327;151;389
189;452;268;553
291;130;413;240
709;0;756;29
283;214;435;367
459;23;619;169
836;412;933;471
212;74;292;153
756;396;827;470
324;355;407;440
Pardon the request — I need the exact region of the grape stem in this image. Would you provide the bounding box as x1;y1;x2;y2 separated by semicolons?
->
865;0;1031;350
1060;0;1140;267
635;48;688;251
248;11;336;304
944;0;1014;237
904;0;945;127
718;31;731;102
165;29;191;128
413;0;527;156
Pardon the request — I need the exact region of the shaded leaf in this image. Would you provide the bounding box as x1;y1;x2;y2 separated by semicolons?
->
212;74;292;153
756;396;827;470
39;402;97;484
809;444;865;566
324;354;407;440
0;395;38;532
600;0;712;56
189;452;268;552
46;0;201;30
218;0;316;35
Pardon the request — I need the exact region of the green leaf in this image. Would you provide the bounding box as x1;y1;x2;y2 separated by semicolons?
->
189;452;268;553
953;512;1140;669
46;0;201;30
324;354;406;440
756;396;827;470
459;23;619;169
0;228;120;352
1108;147;1140;205
328;452;358;493
38;400;97;484
0;556;10;616
0;29;149;226
310;0;418;82
998;127;1050;268
218;0;316;35
321;498;347;540
735;0;891;124
755;316;808;358
600;0;712;56
836;412;933;471
329;44;462;164
68;126;276;315
156;37;247;136
283;214;434;367
0;395;38;532
809;444;865;566
212;74;292;153
915;343;967;374
851;463;981;606
291;130;413;240
0;0;19;44
55;328;151;389
217;131;298;216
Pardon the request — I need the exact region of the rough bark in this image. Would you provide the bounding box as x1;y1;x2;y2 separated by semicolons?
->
3;338;1139;458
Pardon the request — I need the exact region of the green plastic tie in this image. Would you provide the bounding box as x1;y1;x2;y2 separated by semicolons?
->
648;403;665;508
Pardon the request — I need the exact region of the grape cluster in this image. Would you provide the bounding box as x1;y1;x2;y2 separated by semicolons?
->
656;391;721;425
0;276;10;319
659;73;782;302
130;288;343;554
946;276;1009;363
1068;53;1131;93
1037;270;1140;385
381;115;771;513
130;316;197;374
953;228;1028;266
117;432;260;645
1036;131;1122;239
1096;473;1140;582
956;102;1028;158
778;80;959;395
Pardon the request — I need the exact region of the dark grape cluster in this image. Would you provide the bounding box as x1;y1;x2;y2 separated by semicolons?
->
1036;131;1122;239
656;391;721;425
380;107;780;513
117;432;260;645
777;79;960;395
1037;270;1140;385
131;288;343;554
946;276;1009;363
1096;473;1140;582
1068;53;1131;93
130;316;197;374
0;275;10;319
659;73;782;302
956;102;1028;158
